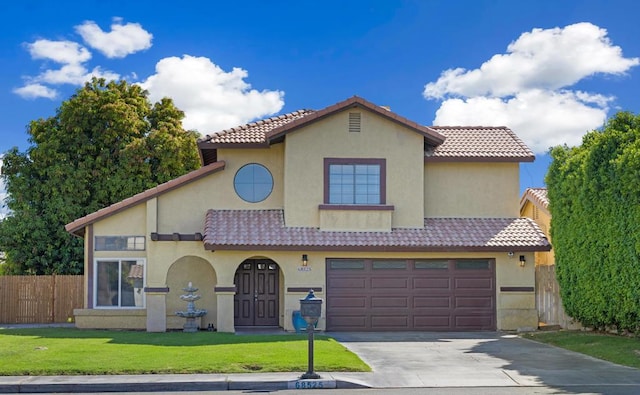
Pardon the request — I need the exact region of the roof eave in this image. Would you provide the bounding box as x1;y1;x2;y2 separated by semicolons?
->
425;155;535;163
198;142;269;149
203;243;551;252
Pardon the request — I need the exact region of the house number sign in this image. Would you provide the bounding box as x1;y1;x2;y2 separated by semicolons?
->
288;380;336;389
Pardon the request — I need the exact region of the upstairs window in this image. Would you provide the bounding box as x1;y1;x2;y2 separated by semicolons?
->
324;158;385;205
95;236;145;251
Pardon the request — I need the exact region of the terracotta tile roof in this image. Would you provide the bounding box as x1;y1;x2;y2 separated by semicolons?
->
426;126;535;162
65;161;226;236
520;187;549;213
199;110;315;145
198;96;445;149
203;209;551;252
198;98;534;164
264;96;445;145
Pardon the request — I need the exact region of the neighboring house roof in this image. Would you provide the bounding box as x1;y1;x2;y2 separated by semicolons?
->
203;209;551;252
520;187;549;214
425;127;535;162
65;161;226;236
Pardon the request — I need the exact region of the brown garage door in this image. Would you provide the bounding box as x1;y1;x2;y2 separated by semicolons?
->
326;259;495;331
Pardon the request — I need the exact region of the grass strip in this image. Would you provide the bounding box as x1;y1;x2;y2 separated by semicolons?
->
0;328;370;375
523;330;640;369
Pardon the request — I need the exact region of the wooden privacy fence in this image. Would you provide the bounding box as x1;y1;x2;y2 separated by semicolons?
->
535;265;581;329
0;275;84;324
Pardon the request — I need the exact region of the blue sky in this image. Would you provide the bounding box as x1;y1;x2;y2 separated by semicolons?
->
2;0;640;217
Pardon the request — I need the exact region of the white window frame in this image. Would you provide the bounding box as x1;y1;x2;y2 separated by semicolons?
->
94;258;146;309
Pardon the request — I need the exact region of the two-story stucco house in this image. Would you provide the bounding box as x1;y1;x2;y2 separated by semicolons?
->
65;96;551;333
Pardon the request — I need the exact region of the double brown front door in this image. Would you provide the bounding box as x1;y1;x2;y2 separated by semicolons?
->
234;259;280;327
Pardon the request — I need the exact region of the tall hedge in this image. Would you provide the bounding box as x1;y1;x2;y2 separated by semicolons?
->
0;78;200;274
546;111;640;332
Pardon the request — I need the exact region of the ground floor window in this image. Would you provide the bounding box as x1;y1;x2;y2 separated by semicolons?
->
94;258;145;308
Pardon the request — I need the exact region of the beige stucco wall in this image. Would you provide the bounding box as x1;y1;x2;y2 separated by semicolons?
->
424;162;520;217
92;203;147;236
208;250;537;332
74;309;146;329
284;109;425;228
80;218;538;332
156;144;285;234
319;208;392;231
521;201;554;266
496;251;537;330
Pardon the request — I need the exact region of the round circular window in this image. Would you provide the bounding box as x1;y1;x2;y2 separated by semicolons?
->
234;163;274;203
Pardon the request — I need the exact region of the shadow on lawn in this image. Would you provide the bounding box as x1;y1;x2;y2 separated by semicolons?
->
0;327;334;346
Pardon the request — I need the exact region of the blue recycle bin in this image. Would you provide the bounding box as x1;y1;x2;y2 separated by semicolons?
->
292;310;318;333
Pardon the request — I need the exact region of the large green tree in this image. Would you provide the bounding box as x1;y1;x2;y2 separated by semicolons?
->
0;78;200;274
546;111;640;332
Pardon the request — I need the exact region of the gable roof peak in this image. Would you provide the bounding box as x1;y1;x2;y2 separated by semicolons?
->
520;187;549;211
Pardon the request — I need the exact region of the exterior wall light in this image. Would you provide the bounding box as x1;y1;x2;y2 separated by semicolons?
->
302;254;308;266
519;255;526;267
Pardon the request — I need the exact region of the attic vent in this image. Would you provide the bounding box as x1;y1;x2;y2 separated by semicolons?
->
348;112;361;133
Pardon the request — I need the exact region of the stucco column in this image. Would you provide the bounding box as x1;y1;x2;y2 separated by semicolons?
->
145;287;169;332
214;286;236;333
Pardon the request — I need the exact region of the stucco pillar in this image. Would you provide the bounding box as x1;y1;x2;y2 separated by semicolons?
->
214;286;236;333
145;287;169;332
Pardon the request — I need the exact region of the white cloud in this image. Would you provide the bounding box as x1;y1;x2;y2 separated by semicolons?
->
14;62;121;99
38;64;120;85
16;18;147;99
425;22;639;99
424;22;639;153
27;39;91;64
433;90;609;153
13;83;58;99
140;55;284;133
76;18;152;58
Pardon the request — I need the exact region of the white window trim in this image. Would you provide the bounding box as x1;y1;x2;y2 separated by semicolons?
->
93;258;146;309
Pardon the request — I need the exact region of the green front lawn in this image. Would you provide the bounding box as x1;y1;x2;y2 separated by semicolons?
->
523;331;640;369
0;328;370;376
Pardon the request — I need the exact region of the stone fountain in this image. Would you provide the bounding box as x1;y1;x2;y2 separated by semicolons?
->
175;282;207;332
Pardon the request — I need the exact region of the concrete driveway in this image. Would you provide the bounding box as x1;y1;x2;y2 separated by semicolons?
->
328;331;640;389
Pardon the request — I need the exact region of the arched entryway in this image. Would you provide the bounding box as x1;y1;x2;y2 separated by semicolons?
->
166;256;217;330
234;259;280;327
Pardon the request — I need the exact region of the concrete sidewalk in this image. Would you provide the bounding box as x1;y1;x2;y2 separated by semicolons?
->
2;331;640;393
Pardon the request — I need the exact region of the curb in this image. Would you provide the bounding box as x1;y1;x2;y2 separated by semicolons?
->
0;378;368;393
